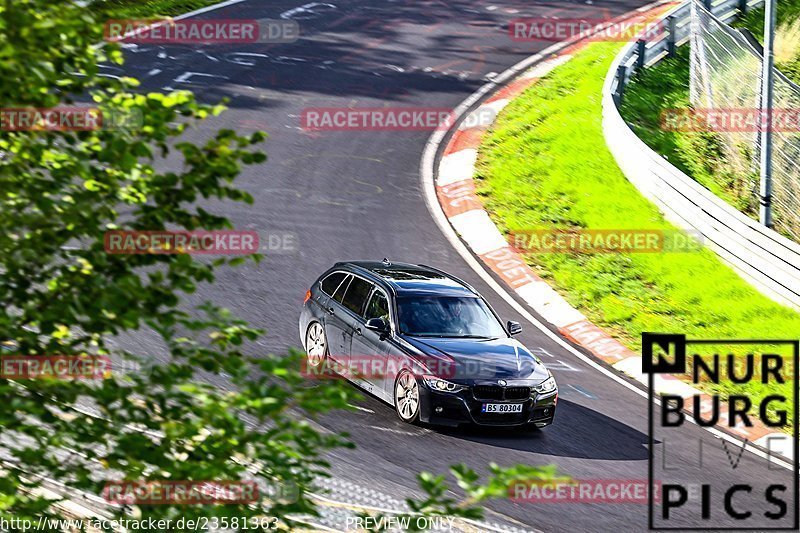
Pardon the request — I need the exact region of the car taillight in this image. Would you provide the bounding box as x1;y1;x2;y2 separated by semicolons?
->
304;290;312;303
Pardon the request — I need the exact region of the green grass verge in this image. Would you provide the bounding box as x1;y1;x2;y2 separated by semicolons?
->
475;41;800;423
92;0;223;18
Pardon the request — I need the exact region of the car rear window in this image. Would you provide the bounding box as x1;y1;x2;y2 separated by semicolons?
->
320;272;347;297
331;275;351;304
340;277;372;315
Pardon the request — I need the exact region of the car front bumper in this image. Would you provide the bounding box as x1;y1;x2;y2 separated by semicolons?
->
417;382;557;428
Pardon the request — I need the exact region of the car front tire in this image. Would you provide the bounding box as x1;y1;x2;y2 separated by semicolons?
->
394;370;421;423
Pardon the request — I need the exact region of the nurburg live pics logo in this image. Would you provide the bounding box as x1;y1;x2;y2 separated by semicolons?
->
643;332;799;530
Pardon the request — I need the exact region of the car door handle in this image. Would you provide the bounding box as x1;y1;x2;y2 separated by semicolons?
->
354;327;362;336
326;307;335;315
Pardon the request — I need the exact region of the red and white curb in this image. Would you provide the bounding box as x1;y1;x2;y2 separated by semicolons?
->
435;43;639;365
431;9;792;460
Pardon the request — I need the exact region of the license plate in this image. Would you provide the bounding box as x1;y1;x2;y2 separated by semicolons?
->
481;403;523;413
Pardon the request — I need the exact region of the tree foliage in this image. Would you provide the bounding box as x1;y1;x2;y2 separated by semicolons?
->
0;1;559;530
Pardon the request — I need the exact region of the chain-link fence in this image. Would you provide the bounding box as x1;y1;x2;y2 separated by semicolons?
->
690;0;800;239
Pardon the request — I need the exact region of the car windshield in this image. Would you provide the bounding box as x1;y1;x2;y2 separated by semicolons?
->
396;296;507;338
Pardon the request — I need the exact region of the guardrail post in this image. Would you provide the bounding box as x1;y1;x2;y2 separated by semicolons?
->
739;0;748;13
667;16;677;57
636;39;646;71
614;64;628;105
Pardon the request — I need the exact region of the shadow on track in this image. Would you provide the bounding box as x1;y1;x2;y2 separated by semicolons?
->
320;384;650;462
435;399;650;461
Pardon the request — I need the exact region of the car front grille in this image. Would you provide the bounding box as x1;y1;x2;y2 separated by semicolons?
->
505;386;531;400
472;385;531;401
472;385;503;400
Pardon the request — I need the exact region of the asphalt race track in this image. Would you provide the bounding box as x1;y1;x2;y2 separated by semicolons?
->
115;0;797;531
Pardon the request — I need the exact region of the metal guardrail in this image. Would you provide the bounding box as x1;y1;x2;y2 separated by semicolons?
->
602;0;800;310
610;0;763;104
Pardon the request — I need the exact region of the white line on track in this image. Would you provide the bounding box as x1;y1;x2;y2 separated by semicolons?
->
347;403;375;413
372;426;417;436
567;384;598;399
173;0;247;21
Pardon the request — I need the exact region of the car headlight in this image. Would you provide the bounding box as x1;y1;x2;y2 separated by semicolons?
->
422;375;464;393
534;376;557;394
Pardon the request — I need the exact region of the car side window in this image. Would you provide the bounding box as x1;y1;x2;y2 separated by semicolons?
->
320;272;347;297
331;275;352;304
364;289;390;322
340;277;372;316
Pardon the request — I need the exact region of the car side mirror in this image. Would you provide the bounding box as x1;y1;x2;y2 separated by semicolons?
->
507;320;522;336
365;317;390;333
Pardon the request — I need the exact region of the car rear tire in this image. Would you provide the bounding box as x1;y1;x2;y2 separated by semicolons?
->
304;321;328;371
394;370;420;423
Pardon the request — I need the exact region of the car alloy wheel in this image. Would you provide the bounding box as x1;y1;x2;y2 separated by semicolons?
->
394;370;420;423
305;322;327;369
